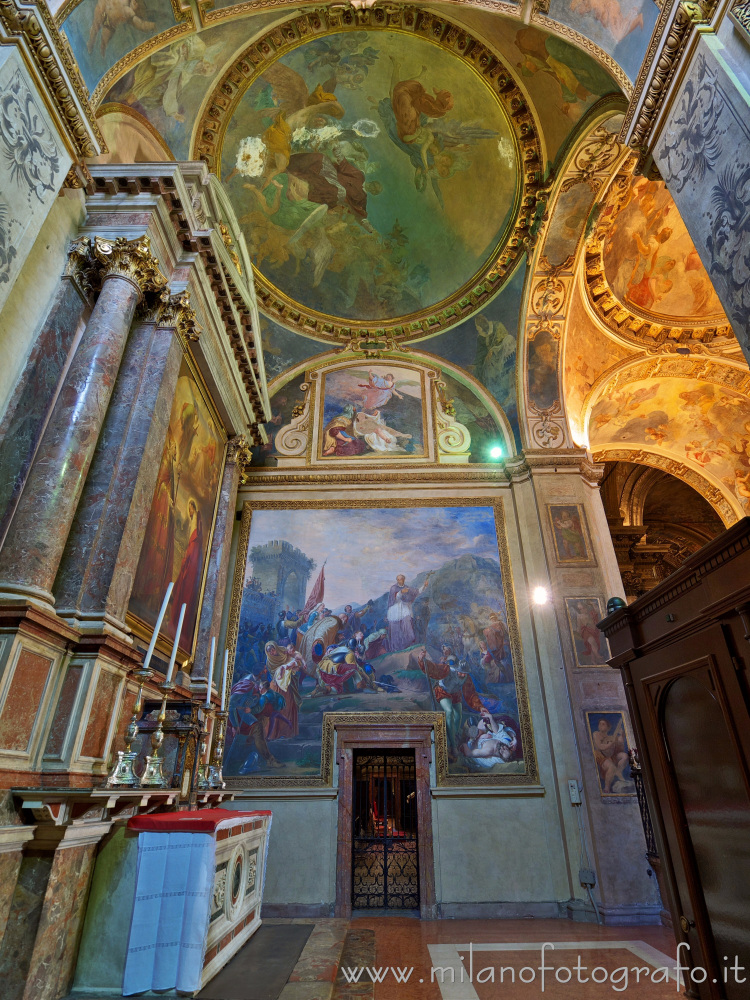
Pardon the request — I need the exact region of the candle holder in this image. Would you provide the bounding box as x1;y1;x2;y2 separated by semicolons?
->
208;710;228;789
107;667;152;788
140;681;174;788
195;704;214;791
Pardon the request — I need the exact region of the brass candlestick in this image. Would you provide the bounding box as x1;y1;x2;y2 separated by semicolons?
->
195;704;214;791
107;666;152;788
208;710;227;789
140;681;173;788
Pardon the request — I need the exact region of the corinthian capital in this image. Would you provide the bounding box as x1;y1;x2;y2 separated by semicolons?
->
66;234;167;301
158;290;201;341
92;235;167;295
226;435;252;470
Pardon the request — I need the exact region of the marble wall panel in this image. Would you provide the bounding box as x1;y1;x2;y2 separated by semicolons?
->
79;668;121;759
43;665;84;759
0;853;54;1000
0;850;23;941
0;649;53;753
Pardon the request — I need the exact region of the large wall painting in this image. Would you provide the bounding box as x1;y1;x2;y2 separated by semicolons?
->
588;376;750;515
586;710;636;796
546;0;658;84
129;357;224;654
602;177;726;323
224;502;536;786
548;504;594;564
220;29;519;325
319;364;425;459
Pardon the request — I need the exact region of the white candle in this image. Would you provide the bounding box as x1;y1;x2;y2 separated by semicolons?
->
205;637;216;707
220;649;229;711
165;603;186;685
142;582;173;672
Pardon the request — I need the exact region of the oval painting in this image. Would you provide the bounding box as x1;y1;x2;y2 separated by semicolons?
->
220;29;519;324
602;177;725;323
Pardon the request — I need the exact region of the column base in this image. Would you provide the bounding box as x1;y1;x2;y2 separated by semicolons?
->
0;583;55;609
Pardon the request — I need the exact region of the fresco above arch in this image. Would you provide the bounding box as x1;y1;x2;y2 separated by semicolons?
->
602;177;726;324
219;27;520;328
588;376;750;515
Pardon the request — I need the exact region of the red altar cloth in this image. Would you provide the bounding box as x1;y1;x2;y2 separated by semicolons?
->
128;809;271;834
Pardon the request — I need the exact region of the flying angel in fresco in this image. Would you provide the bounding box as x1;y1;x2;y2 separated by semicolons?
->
227;64;345;191
375;56;499;207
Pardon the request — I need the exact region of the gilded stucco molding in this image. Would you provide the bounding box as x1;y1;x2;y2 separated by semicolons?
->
591;447;740;525
0;0;103;157
193;5;544;343
619;0;720;157
158;289;202;341
730;0;750;38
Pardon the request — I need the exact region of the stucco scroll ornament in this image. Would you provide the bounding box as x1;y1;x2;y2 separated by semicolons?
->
435;396;471;463
658;55;725;193
0;70;59;203
212;868;227;912
274;383;311;462
531;411;564;448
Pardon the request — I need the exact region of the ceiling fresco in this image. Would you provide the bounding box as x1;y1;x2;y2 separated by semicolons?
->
589;375;750;516
585;167;735;348
216;25;521;331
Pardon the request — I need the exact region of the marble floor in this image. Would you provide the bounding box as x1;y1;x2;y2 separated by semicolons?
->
196;918;681;1000
63;918;681;1000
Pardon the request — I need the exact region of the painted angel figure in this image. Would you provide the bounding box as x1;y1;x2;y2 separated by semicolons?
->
374;56;498;207
226;64;345;191
87;0;156;59
358;371;403;410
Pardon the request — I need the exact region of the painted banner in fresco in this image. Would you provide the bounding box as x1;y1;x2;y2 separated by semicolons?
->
319;364;425;459
225;504;532;782
129;358;223;651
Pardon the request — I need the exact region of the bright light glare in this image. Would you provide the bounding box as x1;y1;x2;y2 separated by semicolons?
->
533;586;549;605
489;446;503;459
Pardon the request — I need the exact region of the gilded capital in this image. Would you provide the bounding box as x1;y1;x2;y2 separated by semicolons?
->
158;289;201;341
227;434;253;471
92;235;167;295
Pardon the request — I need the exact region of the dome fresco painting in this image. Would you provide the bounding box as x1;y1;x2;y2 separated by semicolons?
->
219;30;519;325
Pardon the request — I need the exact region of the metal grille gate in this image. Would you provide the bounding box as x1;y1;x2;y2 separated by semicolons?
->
352;750;419;910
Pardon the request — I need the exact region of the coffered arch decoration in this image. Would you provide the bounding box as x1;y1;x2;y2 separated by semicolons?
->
518;104;628;451
583;159;736;353
192;6;545;344
594;449;740;528
264;351;515;468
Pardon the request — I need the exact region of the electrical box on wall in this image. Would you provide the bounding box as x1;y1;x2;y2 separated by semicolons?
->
567;779;582;805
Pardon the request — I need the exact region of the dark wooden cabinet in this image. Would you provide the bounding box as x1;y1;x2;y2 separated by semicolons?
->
600;519;750;1000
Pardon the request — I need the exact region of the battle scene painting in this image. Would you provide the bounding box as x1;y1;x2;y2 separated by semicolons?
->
225;504;532;783
586;711;636;795
564;597;609;667
320;364;425;459
220;30;518;323
129;358;224;652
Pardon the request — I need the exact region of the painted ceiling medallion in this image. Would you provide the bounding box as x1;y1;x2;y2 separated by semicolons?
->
584;164;734;348
194;7;543;343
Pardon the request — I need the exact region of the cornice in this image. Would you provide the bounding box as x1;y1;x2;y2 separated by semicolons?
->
619;0;720;157
0;0;104;159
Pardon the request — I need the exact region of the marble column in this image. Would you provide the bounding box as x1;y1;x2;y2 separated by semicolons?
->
0;270;89;548
191;436;250;689
0;236;167;608
53;292;199;635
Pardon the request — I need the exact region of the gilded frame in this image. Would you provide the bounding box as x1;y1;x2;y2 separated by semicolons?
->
125;345;227;664
547;502;595;565
223;496;538;788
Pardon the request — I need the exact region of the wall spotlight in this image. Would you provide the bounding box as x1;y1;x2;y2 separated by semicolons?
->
533;586;549;605
489;445;504;459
